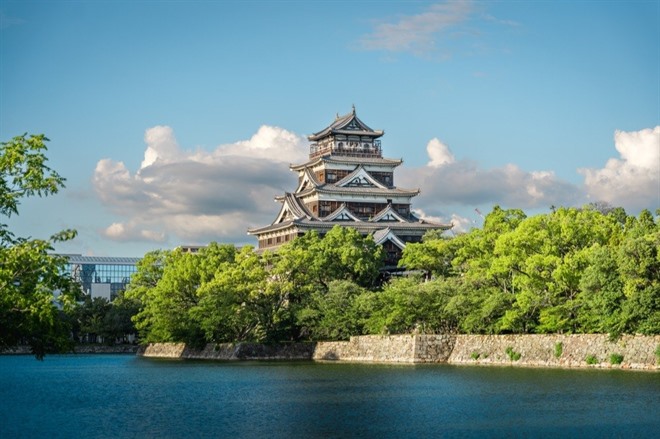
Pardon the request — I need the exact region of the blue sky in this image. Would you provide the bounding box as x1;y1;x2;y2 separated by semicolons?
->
1;0;658;257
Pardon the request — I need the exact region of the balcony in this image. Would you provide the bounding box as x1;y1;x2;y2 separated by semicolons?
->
309;140;382;159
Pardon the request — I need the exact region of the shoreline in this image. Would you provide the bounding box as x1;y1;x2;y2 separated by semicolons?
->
138;334;660;371
1;344;139;356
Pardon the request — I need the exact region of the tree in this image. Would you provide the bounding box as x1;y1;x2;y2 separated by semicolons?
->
271;226;384;340
0;134;78;359
363;276;463;335
127;244;237;346
296;280;368;340
194;246;271;343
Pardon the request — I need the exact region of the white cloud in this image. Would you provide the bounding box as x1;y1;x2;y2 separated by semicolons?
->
93;125;308;245
413;208;473;234
400;145;580;210
359;1;476;56
141;125;181;169
102;222;167;243
579;126;660;210
426;138;455;167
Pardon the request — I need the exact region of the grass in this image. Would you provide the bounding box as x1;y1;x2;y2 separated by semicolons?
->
505;346;521;361
585;355;599;365
554;342;563;359
470;351;480;360
655;345;660;363
609;353;624;365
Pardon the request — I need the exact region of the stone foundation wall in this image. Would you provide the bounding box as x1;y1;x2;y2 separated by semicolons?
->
138;334;659;370
139;342;315;361
449;334;660;370
312;334;457;363
313;335;418;363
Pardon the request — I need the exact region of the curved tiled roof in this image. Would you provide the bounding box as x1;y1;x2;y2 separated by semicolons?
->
308;107;384;141
290;155;403;171
248;217;451;236
297;184;420;198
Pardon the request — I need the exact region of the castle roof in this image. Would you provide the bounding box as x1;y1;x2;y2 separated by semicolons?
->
290;155;403;171
308;106;384;141
247;197;451;236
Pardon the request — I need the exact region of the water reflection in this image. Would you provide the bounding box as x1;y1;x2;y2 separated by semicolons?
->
1;355;658;438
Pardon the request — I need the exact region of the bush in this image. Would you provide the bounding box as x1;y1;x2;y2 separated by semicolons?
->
505;346;521;361
554;342;563;359
470;351;480;360
585;355;598;365
655;345;660;363
609;353;624;365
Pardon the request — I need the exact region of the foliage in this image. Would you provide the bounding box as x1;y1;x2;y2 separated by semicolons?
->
126;244;237;346
67;292;139;344
296;280;369;340
505;346;521;361
554;342;563;358
0;134;78;359
585;355;599;365
127;227;386;344
609;353;624;365
396;205;659;337
127;205;659;346
363;276;461;335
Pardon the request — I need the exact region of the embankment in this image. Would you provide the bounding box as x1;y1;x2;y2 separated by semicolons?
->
139;334;660;370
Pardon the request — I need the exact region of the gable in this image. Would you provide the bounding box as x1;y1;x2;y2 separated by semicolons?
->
322;204;362;222
336;166;387;189
370;204;409;223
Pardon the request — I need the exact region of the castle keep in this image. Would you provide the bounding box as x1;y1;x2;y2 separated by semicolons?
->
248;107;451;266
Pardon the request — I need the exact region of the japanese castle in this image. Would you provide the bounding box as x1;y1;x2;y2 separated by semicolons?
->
248;107;452;266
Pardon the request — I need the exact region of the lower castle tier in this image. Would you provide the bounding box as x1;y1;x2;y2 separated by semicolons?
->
247;107;452;266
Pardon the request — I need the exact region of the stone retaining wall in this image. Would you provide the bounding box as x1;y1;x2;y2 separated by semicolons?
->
312;334;456;363
449;334;660;370
139;342;315;361
138;334;659;370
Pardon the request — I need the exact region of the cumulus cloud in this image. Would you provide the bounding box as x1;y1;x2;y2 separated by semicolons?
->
358;1;476;56
94;125;308;245
401;141;581;211
103;222;167;243
426;138;455;167
579;126;660;210
413;208;473;234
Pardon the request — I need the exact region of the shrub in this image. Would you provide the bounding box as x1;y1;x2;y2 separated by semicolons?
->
505;346;521;361
655;345;660;363
554;342;563;359
609;353;624;365
586;355;598;365
470;351;480;360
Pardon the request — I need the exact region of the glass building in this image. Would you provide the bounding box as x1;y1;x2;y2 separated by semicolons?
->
60;255;141;301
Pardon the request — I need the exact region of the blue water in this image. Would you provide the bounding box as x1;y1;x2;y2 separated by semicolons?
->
1;355;658;438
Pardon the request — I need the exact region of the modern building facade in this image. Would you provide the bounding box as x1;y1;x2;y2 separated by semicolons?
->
248;107;452;266
60;255;141;301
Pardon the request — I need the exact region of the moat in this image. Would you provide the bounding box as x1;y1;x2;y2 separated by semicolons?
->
1;354;658;438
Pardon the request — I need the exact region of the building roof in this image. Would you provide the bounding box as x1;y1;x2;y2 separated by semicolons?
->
247;217;450;236
308;106;384;141
297;184;420;198
290;155;403;171
58;254;141;265
247;198;452;236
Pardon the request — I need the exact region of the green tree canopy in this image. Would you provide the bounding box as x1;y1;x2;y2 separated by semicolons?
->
0;134;78;359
